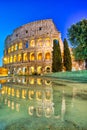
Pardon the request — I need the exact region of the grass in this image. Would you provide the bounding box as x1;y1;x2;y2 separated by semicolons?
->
44;70;87;83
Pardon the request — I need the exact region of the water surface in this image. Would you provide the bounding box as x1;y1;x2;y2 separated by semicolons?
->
0;76;87;130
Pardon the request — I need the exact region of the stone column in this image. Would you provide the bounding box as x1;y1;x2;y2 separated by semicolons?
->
34;51;37;73
27;66;29;75
28;52;30;62
21;53;23;63
12;55;14;63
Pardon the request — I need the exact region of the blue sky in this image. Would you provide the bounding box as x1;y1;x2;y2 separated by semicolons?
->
0;0;87;66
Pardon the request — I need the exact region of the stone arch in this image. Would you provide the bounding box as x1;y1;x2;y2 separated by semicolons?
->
25;41;29;48
30;53;35;61
10;56;13;63
45;38;50;46
28;90;34;100
16;89;20;98
45;66;51;73
22;89;26;99
23;53;28;61
29;78;35;84
8;87;11;95
22;67;28;75
30;66;34;74
15;43;18;51
18;54;22;62
37;78;42;85
12;88;15;96
45;80;51;85
45;91;51;100
37;66;42;74
36;107;43;117
28;106;34;115
36;91;42;100
30;40;35;47
37;53;42;60
14;55;17;62
37;38;42;46
45;108;51;118
45;52;51;60
19;42;22;49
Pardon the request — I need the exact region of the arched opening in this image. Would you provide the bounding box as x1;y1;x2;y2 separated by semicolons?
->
16;89;20;98
37;39;42;46
28;90;34;100
8;87;11;95
8;47;11;53
12;101;14;110
10;56;13;63
22;67;27;75
8;100;10;107
37;66;42;74
7;57;9;64
14;55;17;62
45;108;51;118
30;67;34;74
36;91;42;100
37;78;42;85
45;80;51;85
11;45;14;52
12;88;14;96
30;53;35;61
45;38;50;46
15;44;18;50
36;107;43;117
28;106;34;115
19;42;22;49
45;66;51;73
3;57;8;64
45;52;51;60
45;91;51;100
37;53;42;60
23;53;28;61
29;78;34;84
16;103;20;112
25;41;29;48
30;40;35;47
22;89;26;99
18;54;22;62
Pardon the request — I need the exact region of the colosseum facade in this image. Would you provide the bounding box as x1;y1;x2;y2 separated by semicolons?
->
3;19;64;75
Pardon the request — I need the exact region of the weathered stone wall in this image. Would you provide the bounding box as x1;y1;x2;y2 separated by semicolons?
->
5;19;59;46
3;19;64;75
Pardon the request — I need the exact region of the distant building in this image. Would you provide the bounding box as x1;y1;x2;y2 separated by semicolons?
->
3;19;63;75
0;67;8;76
69;48;85;71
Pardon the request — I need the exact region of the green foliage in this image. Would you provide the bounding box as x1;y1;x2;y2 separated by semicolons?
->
67;19;87;69
63;39;72;71
52;40;62;72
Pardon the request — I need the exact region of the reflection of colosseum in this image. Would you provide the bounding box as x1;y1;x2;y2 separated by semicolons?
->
3;19;63;75
0;77;65;118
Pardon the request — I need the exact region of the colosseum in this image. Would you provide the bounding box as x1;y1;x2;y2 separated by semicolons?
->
3;19;64;75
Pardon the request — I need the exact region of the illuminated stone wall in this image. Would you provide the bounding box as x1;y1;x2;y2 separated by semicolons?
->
3;19;63;75
0;67;8;76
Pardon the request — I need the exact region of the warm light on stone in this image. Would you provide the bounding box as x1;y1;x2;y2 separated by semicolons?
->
3;19;63;75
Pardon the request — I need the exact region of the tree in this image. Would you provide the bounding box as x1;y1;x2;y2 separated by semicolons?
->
63;38;72;71
52;40;62;72
67;19;87;69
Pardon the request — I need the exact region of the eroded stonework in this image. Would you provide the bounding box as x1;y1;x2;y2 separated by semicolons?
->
3;19;63;75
